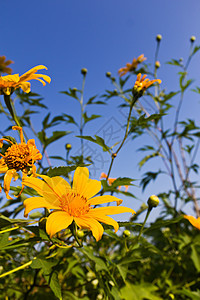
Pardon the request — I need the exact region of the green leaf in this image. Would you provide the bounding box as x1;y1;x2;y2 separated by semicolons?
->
76;135;111;152
81;246;108;272
38;130;70;148
191;244;200;271
62;114;78;126
47;166;77;177
31;258;62;300
139;152;163;169
1;135;17;144
120;282;162;300
82;112;101;127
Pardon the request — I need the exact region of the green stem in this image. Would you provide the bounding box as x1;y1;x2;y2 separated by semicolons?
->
0;258;35;278
80;75;86;158
4;94;21;128
137;208;151;242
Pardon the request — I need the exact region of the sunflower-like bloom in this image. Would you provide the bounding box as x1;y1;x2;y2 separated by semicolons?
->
23;167;135;241
184;215;200;230
0;126;42;199
100;172;129;192
132;73;161;99
118;54;147;77
0;56;14;75
0;65;51;95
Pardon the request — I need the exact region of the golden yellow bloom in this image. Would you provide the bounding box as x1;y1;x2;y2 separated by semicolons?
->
118;54;147;77
0;65;51;95
132;73;161;98
0;126;42;199
23;167;135;241
100;172;129;192
184;215;200;230
0;56;13;75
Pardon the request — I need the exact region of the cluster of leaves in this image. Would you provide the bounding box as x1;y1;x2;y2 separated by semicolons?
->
0;39;200;299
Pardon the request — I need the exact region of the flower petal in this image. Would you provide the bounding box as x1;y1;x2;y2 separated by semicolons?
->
88;195;122;206
4;169;17;199
46;211;73;238
91;206;135;215
73;167;101;198
23;196;60;217
184;215;200;230
37;174;71;197
22;176;61;206
88;213;119;233
74;216;104;241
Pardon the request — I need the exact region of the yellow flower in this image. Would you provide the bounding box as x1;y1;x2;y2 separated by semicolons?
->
184;215;200;230
0;65;51;95
0;126;42;199
118;54;147;77
23;167;135;241
100;172;129;192
132;73;161;98
0;56;14;75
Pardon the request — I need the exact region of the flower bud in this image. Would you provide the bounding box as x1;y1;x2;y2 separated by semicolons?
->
77;230;84;238
190;35;196;43
65;143;72;151
147;195;159;209
81;68;88;75
156;34;162;42
123;230;131;237
155;61;161;69
106;72;111;77
72;87;77;92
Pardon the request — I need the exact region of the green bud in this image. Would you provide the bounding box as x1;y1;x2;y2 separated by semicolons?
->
147;195;159;209
106;72;111;77
77;230;84;238
190;35;196;43
156;34;162;42
72;87;77;92
155;61;161;68
123;230;131;237
81;68;88;75
65;143;72;150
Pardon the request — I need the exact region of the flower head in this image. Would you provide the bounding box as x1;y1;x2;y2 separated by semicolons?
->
118;54;147;77
23;167;135;241
0;65;51;95
132;73;161;99
0;126;42;199
184;215;200;230
0;56;14;75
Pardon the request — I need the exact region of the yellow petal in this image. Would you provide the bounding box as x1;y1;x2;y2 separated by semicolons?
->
74;216;104;241
89;213;119;232
23;196;61;217
73;167;101;198
46;211;73;238
4;169;16;199
19;82;31;93
19;65;48;81
88;195;122;206
22;176;60;206
38;174;71;197
91;206;135;216
184;215;200;230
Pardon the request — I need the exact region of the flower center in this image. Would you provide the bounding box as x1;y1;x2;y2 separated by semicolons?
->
59;192;91;217
4;143;33;171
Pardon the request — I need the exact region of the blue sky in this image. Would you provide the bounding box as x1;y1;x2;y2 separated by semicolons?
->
1;0;200;219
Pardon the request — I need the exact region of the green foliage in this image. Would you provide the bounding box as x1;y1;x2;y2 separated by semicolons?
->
1;38;200;299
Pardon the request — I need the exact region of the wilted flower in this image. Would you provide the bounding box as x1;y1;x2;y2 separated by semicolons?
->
0;56;14;75
0;65;51;95
0;126;42;199
23;167;135;241
184;215;200;230
118;54;147;77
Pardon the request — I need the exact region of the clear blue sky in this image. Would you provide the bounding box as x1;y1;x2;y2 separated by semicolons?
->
1;0;200;219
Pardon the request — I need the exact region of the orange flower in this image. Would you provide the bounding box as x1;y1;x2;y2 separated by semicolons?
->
0;65;51;95
132;73;161;98
100;172;129;192
118;54;147;77
184;215;200;230
0;126;42;199
0;56;13;75
23;167;135;241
